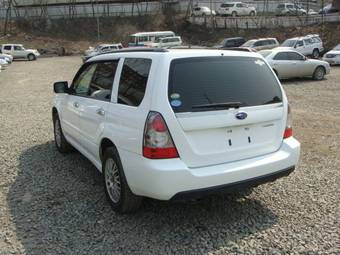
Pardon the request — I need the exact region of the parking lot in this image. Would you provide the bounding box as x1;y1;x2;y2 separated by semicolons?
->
0;56;339;254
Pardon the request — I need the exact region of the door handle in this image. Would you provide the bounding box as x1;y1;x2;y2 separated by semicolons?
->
96;108;105;116
73;102;79;108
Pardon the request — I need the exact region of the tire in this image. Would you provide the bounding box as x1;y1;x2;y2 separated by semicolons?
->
312;49;320;59
313;66;325;81
232;11;237;17
102;147;142;213
250;11;255;16
53;114;73;153
27;54;36;61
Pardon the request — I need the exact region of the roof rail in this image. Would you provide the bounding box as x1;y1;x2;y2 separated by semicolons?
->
113;47;168;53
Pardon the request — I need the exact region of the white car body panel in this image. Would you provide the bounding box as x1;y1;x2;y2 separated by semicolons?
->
53;49;300;200
323;49;340;65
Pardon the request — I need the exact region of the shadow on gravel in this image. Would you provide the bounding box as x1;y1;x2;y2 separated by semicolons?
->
8;141;278;254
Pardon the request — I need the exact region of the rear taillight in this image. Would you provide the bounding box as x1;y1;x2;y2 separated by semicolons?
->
143;111;179;159
284;105;293;139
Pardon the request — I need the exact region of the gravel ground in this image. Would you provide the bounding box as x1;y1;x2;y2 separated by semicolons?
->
0;57;339;255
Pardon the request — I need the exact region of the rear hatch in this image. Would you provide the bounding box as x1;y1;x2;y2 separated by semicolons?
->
168;56;285;168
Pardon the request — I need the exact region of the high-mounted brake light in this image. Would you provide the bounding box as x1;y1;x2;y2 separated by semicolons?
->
284;105;293;139
143;112;179;159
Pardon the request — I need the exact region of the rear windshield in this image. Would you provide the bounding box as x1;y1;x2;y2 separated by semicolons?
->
168;57;282;113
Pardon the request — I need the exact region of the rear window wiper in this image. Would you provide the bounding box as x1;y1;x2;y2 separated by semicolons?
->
192;102;245;110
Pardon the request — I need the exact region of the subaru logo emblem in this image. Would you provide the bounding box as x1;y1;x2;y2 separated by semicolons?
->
235;112;248;120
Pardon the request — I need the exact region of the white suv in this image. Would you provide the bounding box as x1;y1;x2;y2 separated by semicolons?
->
217;2;257;17
0;44;40;61
52;48;300;213
278;35;324;58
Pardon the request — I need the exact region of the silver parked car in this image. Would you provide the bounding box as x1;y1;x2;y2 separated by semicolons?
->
260;49;330;80
242;38;279;51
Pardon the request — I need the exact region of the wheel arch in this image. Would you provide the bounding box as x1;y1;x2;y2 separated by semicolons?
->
52;107;58;120
315;65;326;72
99;138;118;162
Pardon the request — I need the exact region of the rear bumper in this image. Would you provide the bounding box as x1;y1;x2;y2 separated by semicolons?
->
171;166;294;201
119;137;300;200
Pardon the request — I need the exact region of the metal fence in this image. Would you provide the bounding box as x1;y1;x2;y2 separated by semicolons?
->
191;13;340;29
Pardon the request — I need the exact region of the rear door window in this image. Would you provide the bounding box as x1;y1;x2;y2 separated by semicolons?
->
274;52;289;60
168;57;282;113
4;45;11;50
117;58;152;107
89;61;118;101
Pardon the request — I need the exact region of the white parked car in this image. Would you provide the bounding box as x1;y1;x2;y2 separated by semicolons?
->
217;2;257;17
192;6;216;17
242;38;279;51
149;36;182;48
0;58;8;70
322;44;340;65
82;43;123;62
276;3;307;16
278;35;324;58
0;44;40;61
52;48;300;213
0;53;13;63
260;49;330;80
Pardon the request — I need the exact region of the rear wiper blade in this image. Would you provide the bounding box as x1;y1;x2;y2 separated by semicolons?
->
192;102;245;109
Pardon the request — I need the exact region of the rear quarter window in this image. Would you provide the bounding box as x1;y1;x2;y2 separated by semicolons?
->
117;58;152;107
168;57;282;113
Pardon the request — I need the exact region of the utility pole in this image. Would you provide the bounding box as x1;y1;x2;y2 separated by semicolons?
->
3;0;13;35
96;0;100;41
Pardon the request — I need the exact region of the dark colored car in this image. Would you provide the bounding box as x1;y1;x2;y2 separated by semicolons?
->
214;37;246;49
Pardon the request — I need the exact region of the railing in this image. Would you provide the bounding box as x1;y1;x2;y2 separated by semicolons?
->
190;13;340;29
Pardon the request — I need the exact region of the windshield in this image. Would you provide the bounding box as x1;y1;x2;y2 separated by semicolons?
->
281;39;296;47
168;57;282;113
242;40;256;47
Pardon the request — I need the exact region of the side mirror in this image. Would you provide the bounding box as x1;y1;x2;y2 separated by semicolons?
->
294;45;297;48
54;81;69;93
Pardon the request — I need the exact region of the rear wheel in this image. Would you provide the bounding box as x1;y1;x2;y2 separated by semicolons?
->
312;49;320;59
103;147;142;213
27;54;36;61
313;66;325;81
250;11;255;16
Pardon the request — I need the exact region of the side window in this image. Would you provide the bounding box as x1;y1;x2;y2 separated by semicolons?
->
226;40;234;47
73;64;97;96
304;39;313;45
14;46;23;51
274;52;289;60
236;3;242;7
288;52;304;61
117;58;152;107
4;45;11;50
89;61;118;101
296;40;304;47
254;41;264;47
